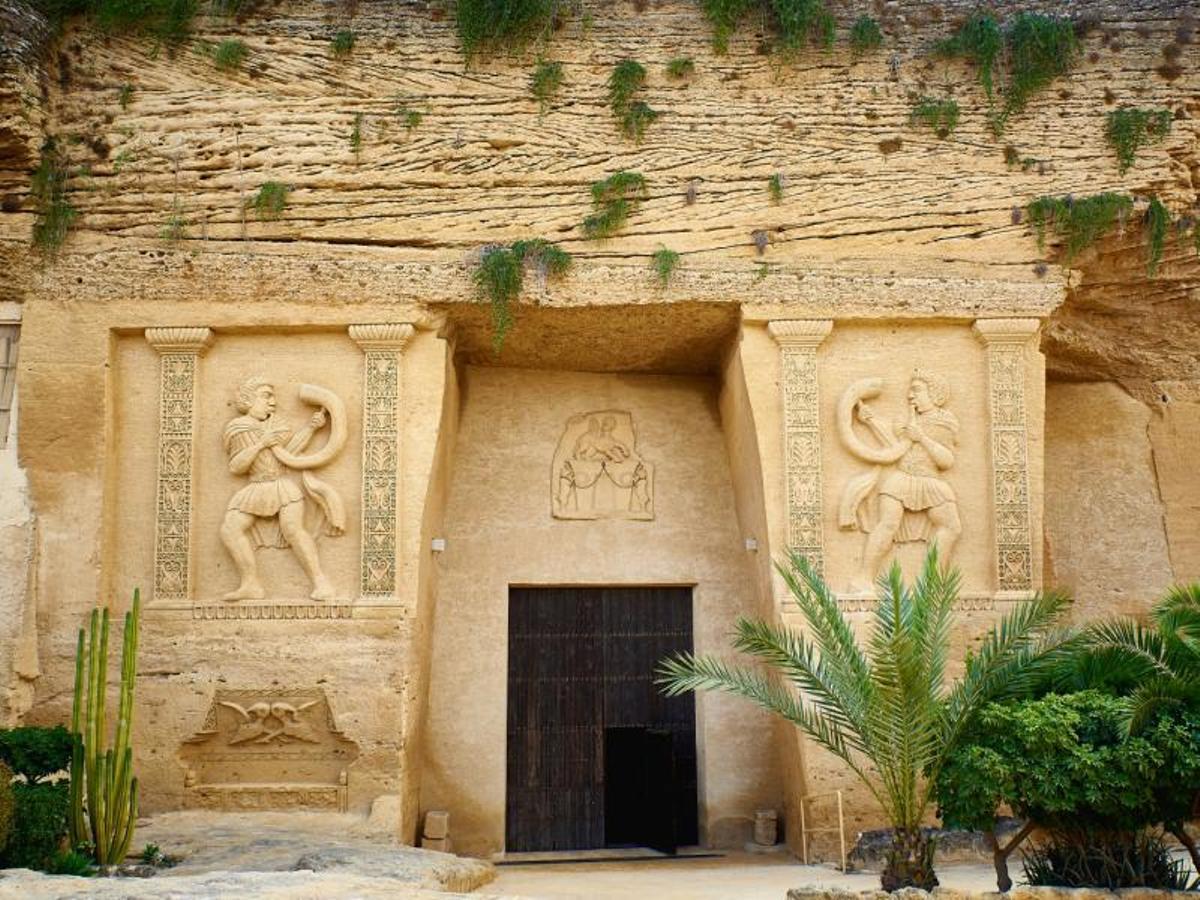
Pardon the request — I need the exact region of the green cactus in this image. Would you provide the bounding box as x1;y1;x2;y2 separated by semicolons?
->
69;590;141;866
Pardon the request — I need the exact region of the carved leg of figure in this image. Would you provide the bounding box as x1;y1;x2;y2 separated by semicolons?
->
220;510;266;601
851;496;904;593
926;502;963;570
279;502;335;601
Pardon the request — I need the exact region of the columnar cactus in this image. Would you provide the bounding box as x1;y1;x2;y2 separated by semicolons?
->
69;589;141;865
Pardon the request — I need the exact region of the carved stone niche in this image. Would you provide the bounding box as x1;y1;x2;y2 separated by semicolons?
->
551;410;654;521
179;688;358;812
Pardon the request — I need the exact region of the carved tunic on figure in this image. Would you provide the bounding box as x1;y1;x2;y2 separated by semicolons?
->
219;376;348;602
837;370;963;592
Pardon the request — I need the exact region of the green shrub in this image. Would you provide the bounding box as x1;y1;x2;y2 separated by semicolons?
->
935;693;1200;890
32;0;196;43
117;83;134;109
349;113;364;155
0;727;72;782
938;12;1078;134
849;15;882;54
249;181;290;220
582;170;647;239
212;39;249;72
665;56;695;79
31;138;77;255
0;762;13;854
1026;193;1133;262
330;30;355;58
160;209;188;242
1106;108;1172;174
909;97;960;138
767;172;784;202
530;59;563;113
1023;830;1195;890
1;782;69;870
46;847;94;876
651;247;680;286
607;60;658;142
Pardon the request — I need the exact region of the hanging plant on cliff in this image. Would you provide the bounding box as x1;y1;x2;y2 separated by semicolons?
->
581;170;648;239
937;12;1079;135
659;548;1073;891
699;0;834;56
1026;193;1133;263
473;239;571;351
456;0;582;60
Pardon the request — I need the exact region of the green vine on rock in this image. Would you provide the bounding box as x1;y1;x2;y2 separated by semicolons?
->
249;181;290;220
1026;193;1132;263
850;15;883;55
608;60;658;142
530;59;563;113
473;239;572;351
1106;107;1172;175
938;12;1078;135
582;170;647;240
456;0;581;61
31;138;78;256
698;0;833;56
1144;196;1169;277
909;97;959;138
651;246;680;286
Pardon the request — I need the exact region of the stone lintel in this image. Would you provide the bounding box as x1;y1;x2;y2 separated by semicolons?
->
973;318;1040;345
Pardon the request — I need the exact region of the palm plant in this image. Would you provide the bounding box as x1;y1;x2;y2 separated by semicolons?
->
658;548;1072;890
1078;584;1200;727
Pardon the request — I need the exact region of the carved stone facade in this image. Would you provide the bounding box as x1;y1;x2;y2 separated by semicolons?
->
975;319;1040;597
180;687;358;812
551;410;654;520
768;320;833;577
349;324;414;601
146;328;213;604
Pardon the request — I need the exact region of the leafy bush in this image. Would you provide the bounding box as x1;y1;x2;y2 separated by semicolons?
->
1023;830;1195;890
32;0;196;42
935;692;1200;890
0;782;69;870
530;59;563;113
0;726;72;782
665;57;695;79
608;60;658;142
456;0;579;60
1106;108;1172;174
249;181;290;221
46;847;95;876
0;762;13;854
212;39;249;72
329;30;356;58
767;173;784;202
1145;196;1169;277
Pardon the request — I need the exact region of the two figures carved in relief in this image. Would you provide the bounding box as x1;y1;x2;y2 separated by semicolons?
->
553;411;653;520
220;377;348;601
838;370;962;592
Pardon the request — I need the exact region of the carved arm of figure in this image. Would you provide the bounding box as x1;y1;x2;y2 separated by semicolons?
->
898;418;955;470
285;408;327;454
227;425;287;475
856;401;904;450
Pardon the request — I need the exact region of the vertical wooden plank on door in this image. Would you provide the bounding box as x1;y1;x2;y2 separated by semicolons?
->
506;587;604;851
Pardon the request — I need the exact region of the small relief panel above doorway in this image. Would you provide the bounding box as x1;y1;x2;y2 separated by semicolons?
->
505;587;699;853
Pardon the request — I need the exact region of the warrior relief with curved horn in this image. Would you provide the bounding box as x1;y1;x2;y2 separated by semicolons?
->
219;377;348;602
837;370;962;593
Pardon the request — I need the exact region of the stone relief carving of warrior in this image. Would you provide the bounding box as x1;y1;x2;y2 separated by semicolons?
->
552;411;653;520
837;370;963;592
219;377;348;601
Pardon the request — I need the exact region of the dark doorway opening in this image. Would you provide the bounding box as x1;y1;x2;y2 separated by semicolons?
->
505;587;699;853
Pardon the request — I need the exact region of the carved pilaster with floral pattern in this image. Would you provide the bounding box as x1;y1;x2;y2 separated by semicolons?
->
974;318;1040;597
349;324;414;602
146;327;213;603
768;320;834;577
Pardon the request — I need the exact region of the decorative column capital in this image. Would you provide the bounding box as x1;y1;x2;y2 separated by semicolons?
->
349;324;415;352
972;318;1040;346
768;319;833;347
145;327;214;355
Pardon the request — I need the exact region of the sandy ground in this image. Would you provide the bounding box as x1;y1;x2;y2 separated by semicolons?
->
486;853;1001;899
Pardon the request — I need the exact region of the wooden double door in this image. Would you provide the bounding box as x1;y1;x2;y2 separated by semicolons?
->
505;586;699;853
